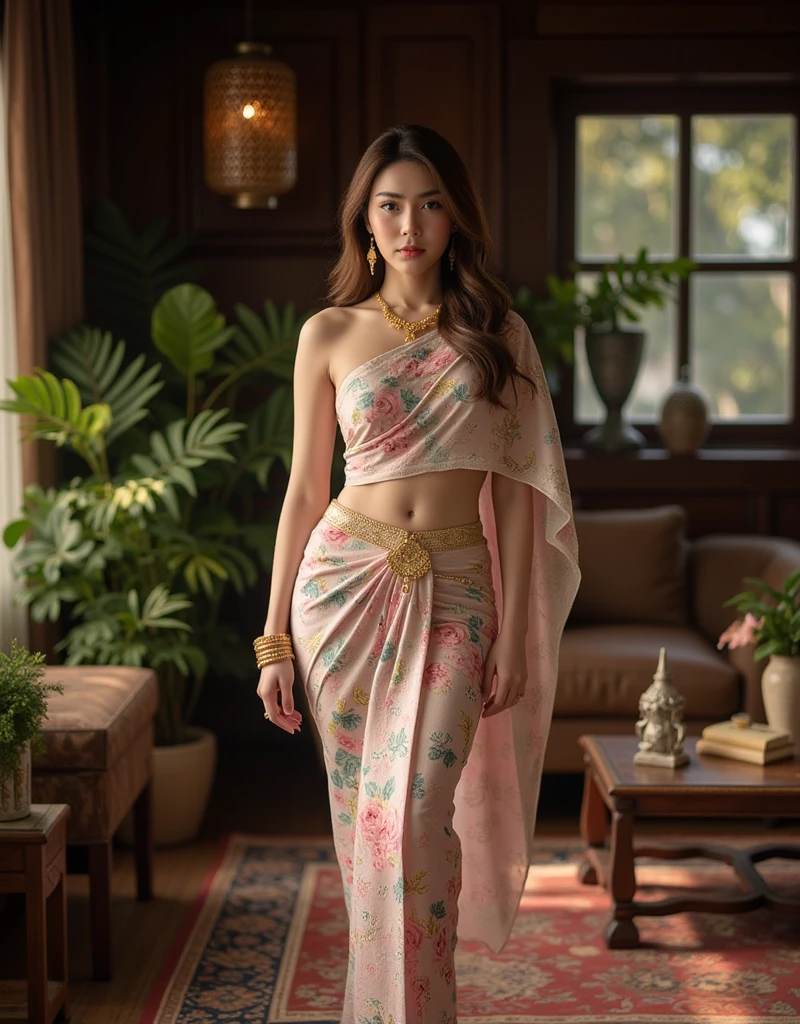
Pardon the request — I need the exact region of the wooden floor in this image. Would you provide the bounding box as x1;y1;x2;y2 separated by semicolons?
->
1;739;798;1024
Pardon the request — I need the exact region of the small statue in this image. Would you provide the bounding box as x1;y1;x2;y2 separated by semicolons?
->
634;646;689;767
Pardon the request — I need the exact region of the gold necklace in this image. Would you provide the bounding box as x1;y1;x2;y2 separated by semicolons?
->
375;292;441;344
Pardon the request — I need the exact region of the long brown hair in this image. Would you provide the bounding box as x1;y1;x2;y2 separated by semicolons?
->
327;124;537;408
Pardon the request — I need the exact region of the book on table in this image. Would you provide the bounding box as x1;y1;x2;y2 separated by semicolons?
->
695;737;795;765
701;719;791;752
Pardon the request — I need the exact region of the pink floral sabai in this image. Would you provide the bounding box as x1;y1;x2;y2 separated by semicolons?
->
290;310;581;1020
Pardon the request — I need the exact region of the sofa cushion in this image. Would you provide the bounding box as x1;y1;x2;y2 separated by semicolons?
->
32;666;158;771
556;625;739;718
570;505;687;625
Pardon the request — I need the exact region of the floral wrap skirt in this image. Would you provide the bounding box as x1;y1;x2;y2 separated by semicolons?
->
289;498;499;1024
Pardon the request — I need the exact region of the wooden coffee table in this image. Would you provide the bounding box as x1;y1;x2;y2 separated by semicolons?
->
578;734;800;948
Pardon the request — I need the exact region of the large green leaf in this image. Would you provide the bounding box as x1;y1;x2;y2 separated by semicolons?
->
231;385;294;487
151;284;236;377
51;325;163;444
130;408;246;498
84;199;206;355
0;370;111;473
206;299;313;404
12;504;95;587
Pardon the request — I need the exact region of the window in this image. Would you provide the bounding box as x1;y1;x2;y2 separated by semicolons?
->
557;86;798;444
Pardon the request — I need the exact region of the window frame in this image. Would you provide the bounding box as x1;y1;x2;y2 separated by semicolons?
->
555;83;800;447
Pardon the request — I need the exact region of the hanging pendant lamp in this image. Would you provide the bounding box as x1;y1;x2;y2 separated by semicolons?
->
203;38;297;209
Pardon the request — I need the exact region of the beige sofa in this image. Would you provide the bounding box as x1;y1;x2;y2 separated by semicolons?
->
546;505;800;773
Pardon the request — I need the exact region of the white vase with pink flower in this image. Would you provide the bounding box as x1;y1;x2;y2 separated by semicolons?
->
718;570;800;756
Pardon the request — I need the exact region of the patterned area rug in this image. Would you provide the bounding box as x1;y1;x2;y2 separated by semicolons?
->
139;834;800;1024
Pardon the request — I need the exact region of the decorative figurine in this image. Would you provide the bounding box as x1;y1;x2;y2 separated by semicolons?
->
634;646;690;767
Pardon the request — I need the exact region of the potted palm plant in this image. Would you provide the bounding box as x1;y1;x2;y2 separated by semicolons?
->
1;278;310;843
0;639;64;822
515;246;695;450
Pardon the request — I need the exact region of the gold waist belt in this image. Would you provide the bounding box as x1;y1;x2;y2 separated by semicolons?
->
322;498;486;593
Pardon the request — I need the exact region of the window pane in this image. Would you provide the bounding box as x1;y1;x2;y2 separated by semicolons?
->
690;272;793;421
574;271;677;423
576;115;678;260
692;115;795;260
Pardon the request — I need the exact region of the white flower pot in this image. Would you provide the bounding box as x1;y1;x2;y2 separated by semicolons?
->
0;741;31;822
761;655;800;757
116;726;217;846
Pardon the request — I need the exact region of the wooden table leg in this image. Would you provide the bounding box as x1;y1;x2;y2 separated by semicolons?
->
134;779;153;902
578;762;607;885
607;797;639;948
47;869;68;1019
24;847;47;1024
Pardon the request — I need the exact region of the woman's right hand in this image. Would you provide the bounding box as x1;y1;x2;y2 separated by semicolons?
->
257;660;303;735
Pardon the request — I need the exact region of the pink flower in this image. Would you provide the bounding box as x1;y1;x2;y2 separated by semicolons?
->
365;389;402;423
357;801;401;870
423;661;452;691
320;523;349;545
433;623;469;648
337;732;358;752
424;349;456;375
717;612;765;651
358;802;384;844
404;920;424;955
383;435;410;455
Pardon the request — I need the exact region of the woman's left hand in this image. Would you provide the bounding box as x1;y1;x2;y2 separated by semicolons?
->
480;628;527;718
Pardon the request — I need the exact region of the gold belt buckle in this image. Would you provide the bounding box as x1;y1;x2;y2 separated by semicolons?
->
386;532;431;593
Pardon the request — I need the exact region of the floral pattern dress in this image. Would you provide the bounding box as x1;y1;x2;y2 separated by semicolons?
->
289;310;581;1023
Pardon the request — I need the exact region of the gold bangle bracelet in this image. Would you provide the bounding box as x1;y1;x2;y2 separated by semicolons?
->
256;654;295;668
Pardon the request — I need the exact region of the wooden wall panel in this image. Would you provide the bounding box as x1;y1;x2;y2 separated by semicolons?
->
535;4;800;36
365;5;503;257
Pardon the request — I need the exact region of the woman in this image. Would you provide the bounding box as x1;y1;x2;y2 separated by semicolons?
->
256;124;580;1023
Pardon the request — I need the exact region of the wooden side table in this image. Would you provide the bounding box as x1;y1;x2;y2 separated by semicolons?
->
0;804;69;1024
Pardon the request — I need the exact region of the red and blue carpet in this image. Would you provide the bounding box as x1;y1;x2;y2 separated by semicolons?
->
139;835;800;1024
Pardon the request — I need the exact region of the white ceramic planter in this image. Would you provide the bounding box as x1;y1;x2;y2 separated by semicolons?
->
761;655;800;757
117;726;217;846
0;741;31;822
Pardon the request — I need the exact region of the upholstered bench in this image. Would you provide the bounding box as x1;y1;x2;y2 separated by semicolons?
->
30;666;157;980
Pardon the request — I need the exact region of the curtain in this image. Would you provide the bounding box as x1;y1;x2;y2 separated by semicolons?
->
0;44;25;650
2;0;84;654
3;0;84;486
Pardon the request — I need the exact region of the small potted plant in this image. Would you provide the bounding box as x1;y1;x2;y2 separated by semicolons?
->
0;639;64;821
515;246;695;450
717;569;800;753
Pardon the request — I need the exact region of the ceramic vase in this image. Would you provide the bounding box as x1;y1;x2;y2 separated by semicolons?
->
0;740;31;821
658;364;711;455
582;328;646;451
760;655;800;757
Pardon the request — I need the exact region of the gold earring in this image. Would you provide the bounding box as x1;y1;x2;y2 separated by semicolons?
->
367;232;377;276
448;235;456;271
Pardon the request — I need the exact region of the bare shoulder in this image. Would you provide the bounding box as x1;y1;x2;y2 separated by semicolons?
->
297;306;353;346
296;307;358;375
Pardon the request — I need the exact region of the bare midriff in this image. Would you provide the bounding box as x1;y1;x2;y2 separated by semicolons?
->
337;469;488;533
